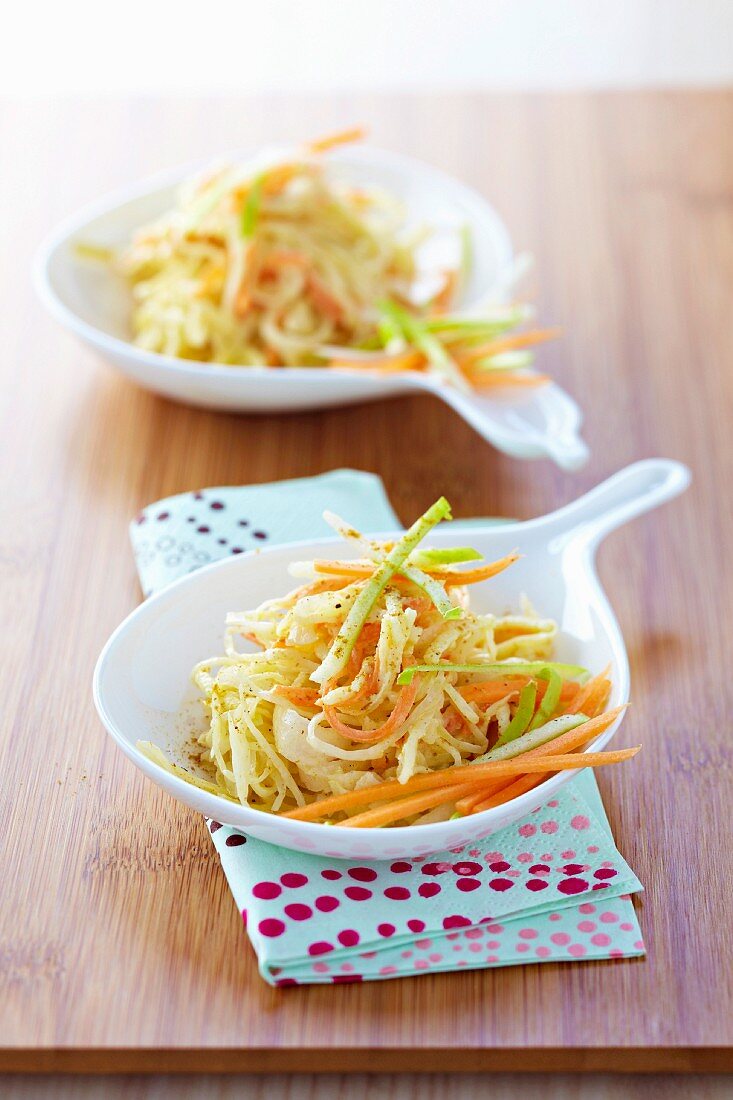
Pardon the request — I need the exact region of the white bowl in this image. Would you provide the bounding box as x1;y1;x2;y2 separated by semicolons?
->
35;146;588;470
93;459;689;860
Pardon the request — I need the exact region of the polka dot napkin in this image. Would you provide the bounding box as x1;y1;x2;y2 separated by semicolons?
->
130;469;645;985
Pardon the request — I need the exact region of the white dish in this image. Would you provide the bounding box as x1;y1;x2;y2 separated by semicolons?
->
94;459;689;860
35;146;588;470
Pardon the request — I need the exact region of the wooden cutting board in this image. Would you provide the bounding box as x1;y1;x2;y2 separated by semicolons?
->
1;90;731;1074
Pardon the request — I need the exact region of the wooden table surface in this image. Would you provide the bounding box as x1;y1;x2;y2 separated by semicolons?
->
1;91;731;1075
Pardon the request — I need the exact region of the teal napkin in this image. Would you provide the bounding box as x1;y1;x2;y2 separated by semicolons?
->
130;469;645;985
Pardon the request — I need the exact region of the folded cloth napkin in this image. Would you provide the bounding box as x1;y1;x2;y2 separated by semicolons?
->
130;469;645;985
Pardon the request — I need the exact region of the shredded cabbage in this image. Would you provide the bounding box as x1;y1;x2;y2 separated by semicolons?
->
138;497;609;826
85;129;556;391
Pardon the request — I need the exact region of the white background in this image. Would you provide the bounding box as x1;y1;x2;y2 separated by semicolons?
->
2;0;732;95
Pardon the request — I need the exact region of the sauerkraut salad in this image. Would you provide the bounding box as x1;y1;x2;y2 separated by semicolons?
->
139;498;638;828
99;128;559;392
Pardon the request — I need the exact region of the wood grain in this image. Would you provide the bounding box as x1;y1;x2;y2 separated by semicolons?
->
2;1074;733;1100
0;91;731;1074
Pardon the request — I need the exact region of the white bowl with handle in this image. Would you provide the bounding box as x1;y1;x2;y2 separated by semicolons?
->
35;145;588;470
93;459;689;860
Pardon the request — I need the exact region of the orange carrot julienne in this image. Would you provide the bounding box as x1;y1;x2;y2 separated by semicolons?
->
311;551;518;587
467;771;548;815
261;163;300;194
581;679;612;719
338;780;490;830
196;265;225;298
564;667;611;715
336;653;380;708
273;686;321;707
322;680;418;744
307;127;366;154
261;250;344;321
454;777;516;815
232;166;300;209
265;249;311;269
432;269;458;313
337;747;640;828
462;676;578;709
431;552;520;586
312;560;392;580
233;242;263;317
458;676;533;703
467;373;551;390
306;271;344;322
457;328;562;369
281;707;626;822
327;351;425;374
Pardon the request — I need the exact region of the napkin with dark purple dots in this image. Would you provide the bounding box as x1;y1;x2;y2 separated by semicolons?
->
130;469;645;986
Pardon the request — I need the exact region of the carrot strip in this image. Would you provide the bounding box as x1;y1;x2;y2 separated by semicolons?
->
312;561;391;580
196;265;225;298
564;667;611;715
233;242;263;317
311;551;518;587
337;652;380;708
581;679;612;718
462;677;577;709
264;249;311;269
432;269;458;314
428;553;520;586
231;166;300;211
307;127;366;154
449;726;625;822
458;676;532;703
322;680;418;744
457;328;562;369
468;772;548;815
281;707;626;821
454;778;516;815
261;249;345;322
338;747;639;828
467;373;550;389
273;686;321;707
306;271;345;322
338;780;491;830
344;621;381;676
327;351;425;374
262;164;300;194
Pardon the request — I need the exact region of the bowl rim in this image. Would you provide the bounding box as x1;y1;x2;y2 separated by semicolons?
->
92;525;629;846
34;143;514;385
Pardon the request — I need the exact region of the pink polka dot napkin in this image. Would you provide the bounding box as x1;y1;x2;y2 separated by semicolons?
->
206;778;643;985
130;469;645;985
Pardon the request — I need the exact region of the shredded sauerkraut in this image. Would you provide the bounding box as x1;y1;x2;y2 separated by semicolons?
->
103;128;559;391
139;496;619;827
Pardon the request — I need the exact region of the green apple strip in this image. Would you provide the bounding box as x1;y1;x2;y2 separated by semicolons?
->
240;173;263;237
397;660;589;686
410;546;482;567
425;305;530;335
399;563;463;620
310;497;453;686
494;682;537;747
380;300;469;393
477;713;589;763
528;666;562;731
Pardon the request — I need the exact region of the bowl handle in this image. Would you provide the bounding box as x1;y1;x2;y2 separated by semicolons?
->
541;459;691;551
433;382;590;471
